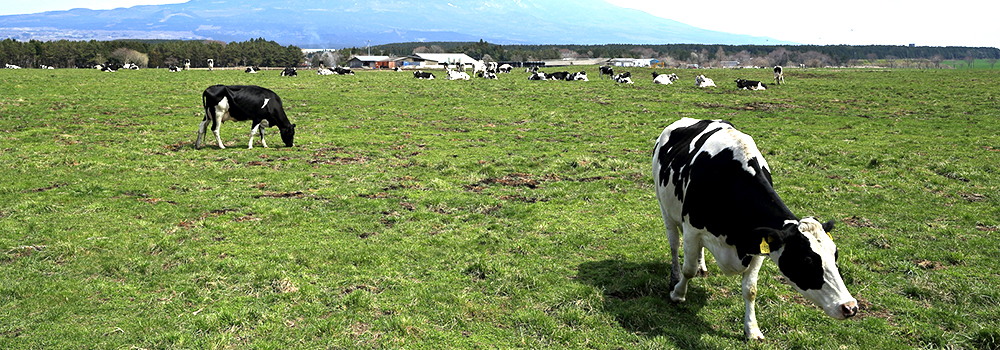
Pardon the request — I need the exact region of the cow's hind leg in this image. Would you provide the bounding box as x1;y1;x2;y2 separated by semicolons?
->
248;123;260;149
670;223;704;302
742;256;766;340
195;119;209;149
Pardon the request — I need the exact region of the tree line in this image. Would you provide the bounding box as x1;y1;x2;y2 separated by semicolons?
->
369;40;1000;68
3;37;997;69
0;38;303;69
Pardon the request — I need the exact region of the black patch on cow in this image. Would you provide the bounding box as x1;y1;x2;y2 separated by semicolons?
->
776;232;825;290
655;119;797;263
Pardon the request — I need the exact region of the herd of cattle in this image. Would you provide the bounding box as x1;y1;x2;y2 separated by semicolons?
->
191;60;856;340
1;58;853;338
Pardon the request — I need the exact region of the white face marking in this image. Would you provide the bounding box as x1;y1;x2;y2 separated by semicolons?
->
261;98;270;109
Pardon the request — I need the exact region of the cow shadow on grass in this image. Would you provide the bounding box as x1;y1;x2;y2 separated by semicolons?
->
576;259;737;349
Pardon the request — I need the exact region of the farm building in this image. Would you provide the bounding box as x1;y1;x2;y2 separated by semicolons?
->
607;58;656;67
721;60;740;68
411;53;478;67
347;55;391;69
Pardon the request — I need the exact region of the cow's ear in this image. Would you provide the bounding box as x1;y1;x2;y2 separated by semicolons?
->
822;220;835;233
752;227;785;253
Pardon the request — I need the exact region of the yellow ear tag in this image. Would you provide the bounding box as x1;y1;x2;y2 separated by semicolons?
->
760;237;770;254
827;232;833;240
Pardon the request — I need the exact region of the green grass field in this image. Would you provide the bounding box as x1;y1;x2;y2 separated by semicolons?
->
2;66;999;349
942;59;1000;70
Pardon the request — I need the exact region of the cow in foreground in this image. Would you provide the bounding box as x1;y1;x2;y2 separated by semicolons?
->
652;118;857;340
774;66;784;84
197;85;296;150
735;79;767;90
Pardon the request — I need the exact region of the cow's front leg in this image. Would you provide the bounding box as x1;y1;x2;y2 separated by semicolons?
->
248;123;260;149
742;255;766;340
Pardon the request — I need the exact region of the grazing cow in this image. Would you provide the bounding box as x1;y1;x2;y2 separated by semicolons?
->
207;59;214;71
652;118;858;340
197;85;296;150
568;71;589;81
695;75;716;87
652;72;679;85
528;72;547;81
613;72;633;84
245;66;260;73
446;69;470;80
599;65;614;80
168;65;182;72
413;70;435;79
498;64;512;73
184;59;191;70
281;67;297;77
773;66;784;85
735;79;767;90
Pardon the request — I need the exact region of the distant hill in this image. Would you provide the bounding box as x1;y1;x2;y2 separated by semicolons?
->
0;0;794;48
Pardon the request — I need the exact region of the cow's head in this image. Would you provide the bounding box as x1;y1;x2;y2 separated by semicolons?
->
754;217;858;320
280;124;296;147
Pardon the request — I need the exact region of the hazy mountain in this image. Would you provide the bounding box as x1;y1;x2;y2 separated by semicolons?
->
0;0;794;48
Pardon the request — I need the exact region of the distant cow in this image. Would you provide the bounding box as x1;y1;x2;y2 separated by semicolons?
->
184;59;191;70
528;72;547;81
4;64;22;69
498;64;513;73
652;72;679;85
652;118;857;340
281;67;297;77
773;66;784;85
695;75;716;87
245;66;260;73
333;67;354;75
568;71;588;81
317;67;335;75
207;59;214;71
546;71;571;80
197;85;296;150
447;69;470;80
168;65;182;72
413;70;435;79
599;66;614;80
122;63;139;70
613;72;633;84
735;79;767;90
478;71;498;80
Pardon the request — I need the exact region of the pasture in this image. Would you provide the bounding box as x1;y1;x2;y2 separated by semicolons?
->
1;66;999;349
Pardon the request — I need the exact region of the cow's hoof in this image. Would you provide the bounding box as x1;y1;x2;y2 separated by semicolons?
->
696;269;708;277
746;331;765;341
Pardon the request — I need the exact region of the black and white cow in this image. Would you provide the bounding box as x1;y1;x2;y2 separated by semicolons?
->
333;67;354;75
613;72;633;84
528;71;547;81
773;66;784;85
652;118;858;340
478;71;498;80
168;65;182;72
498;64;513;74
652;72;679;85
183;59;191;70
568;71;588;81
207;59;214;71
281;67;297;77
4;64;22;69
197;85;296;150
735;79;767;90
545;71;571;81
695;74;715;87
245;66;260;73
413;71;435;79
598;65;614;80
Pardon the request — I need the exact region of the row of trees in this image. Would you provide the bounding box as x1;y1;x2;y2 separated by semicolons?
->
370;40;1000;68
0;38;303;69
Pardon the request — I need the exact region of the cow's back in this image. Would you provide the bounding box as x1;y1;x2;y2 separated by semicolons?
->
653;118;794;247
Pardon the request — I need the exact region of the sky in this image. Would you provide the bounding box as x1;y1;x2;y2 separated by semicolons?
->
1;0;997;49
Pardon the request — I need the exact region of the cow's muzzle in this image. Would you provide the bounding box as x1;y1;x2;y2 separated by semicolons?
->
840;301;859;318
